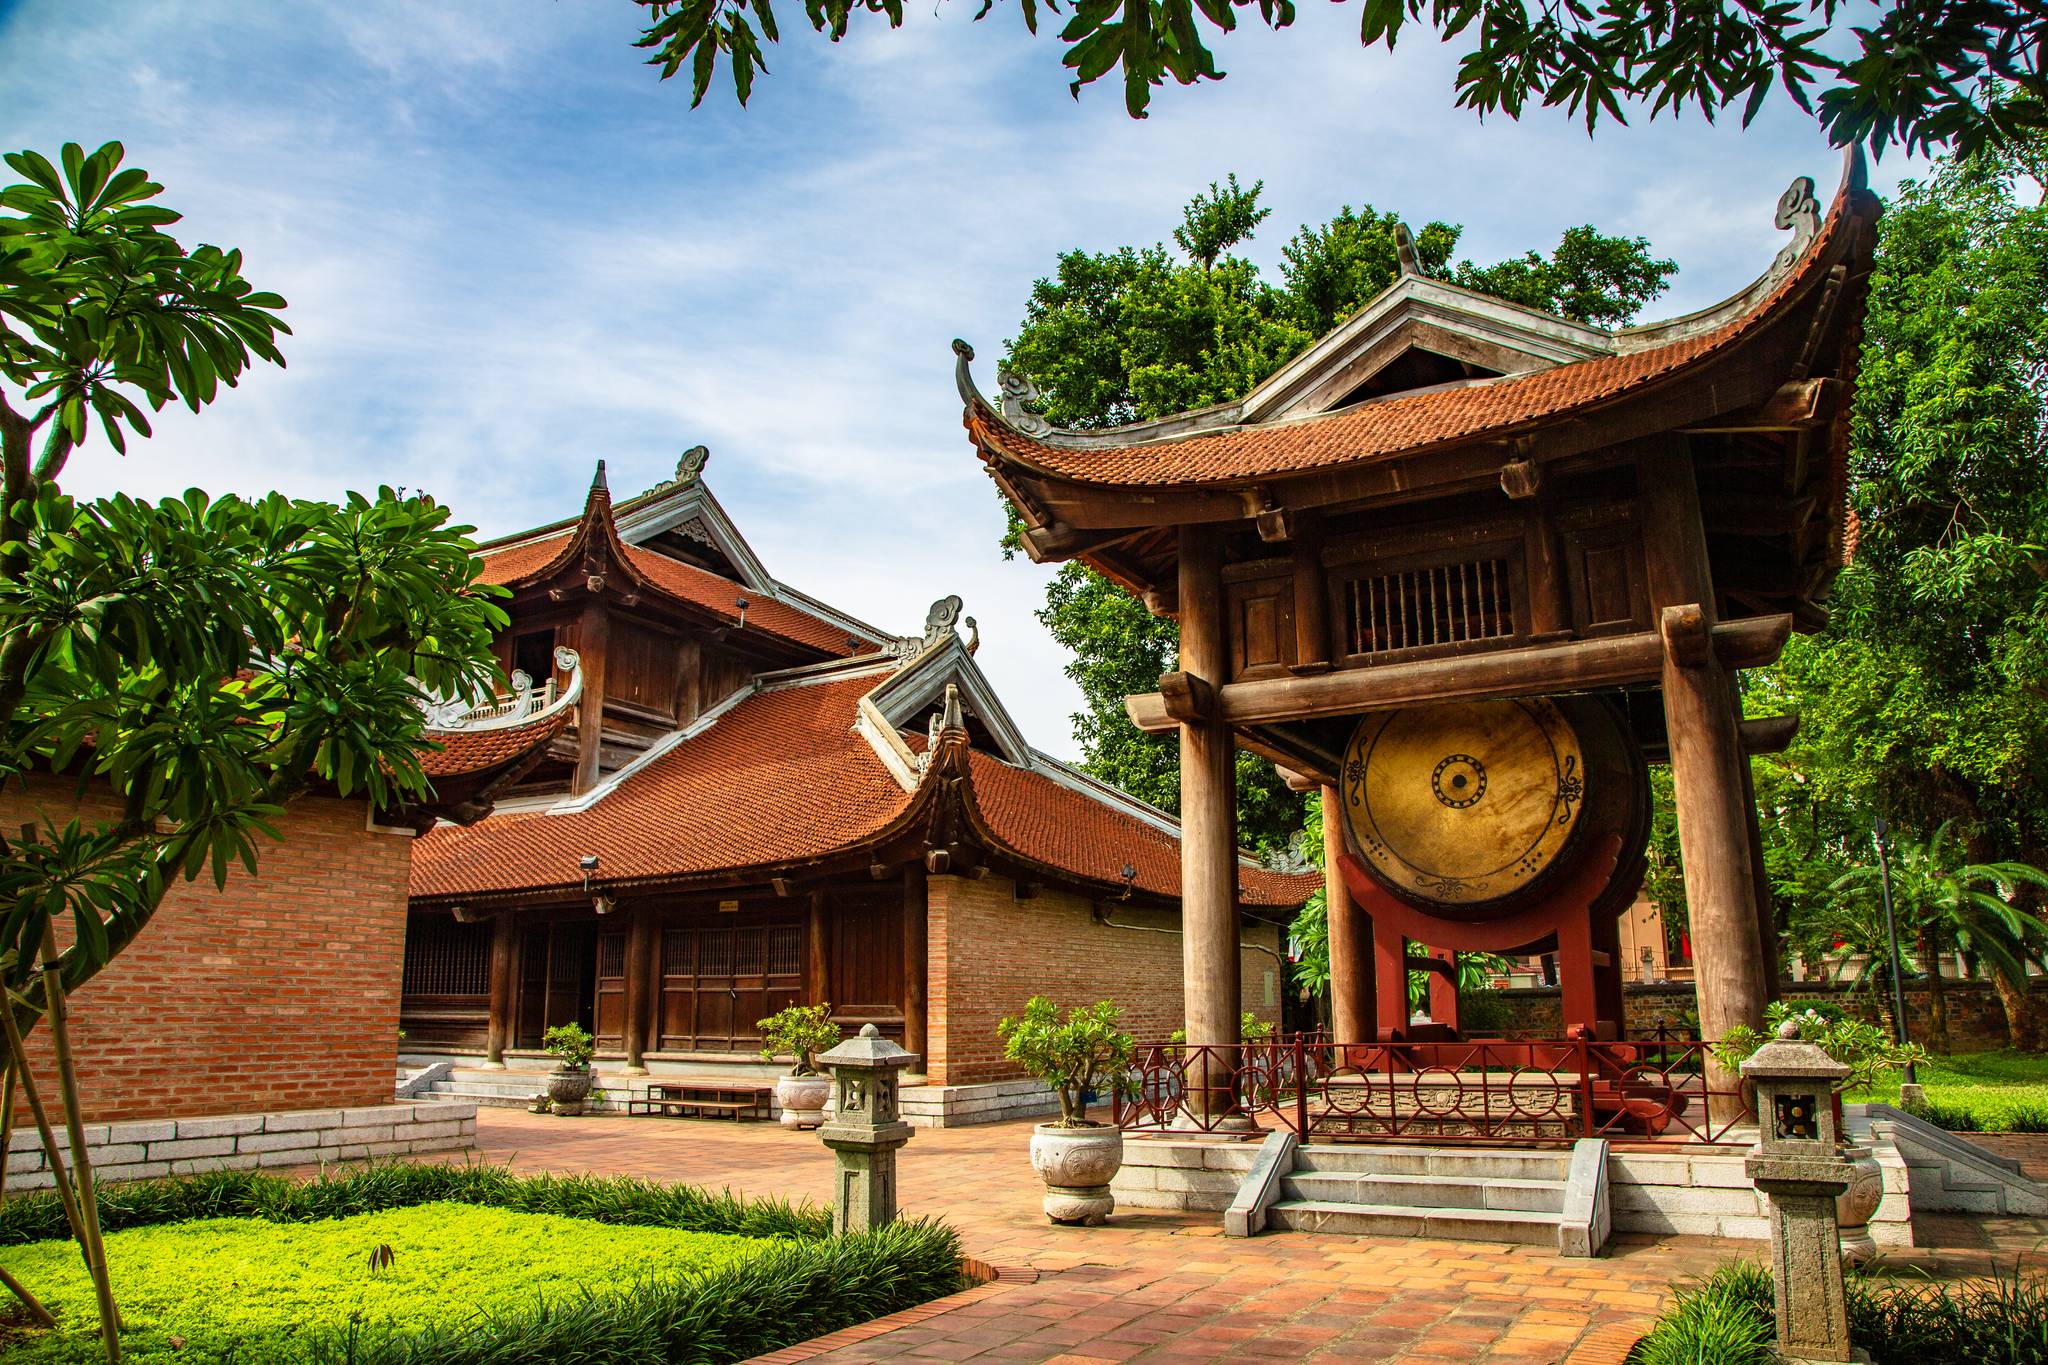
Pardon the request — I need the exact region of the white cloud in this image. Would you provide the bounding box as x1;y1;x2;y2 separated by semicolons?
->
1;0;1920;757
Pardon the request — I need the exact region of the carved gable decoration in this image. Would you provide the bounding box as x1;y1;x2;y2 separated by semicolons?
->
1240;276;1614;423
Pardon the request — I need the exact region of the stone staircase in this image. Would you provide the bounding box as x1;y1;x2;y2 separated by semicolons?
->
1267;1145;1580;1245
410;1067;633;1111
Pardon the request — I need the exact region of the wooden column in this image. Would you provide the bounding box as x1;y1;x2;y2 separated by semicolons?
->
902;865;929;1077
1322;786;1373;1043
1177;524;1241;1055
1641;439;1770;1114
483;913;518;1069
1374;929;1410;1041
805;891;829;1008
1590;909;1625;1039
1738;719;1786;1003
572;599;611;795
622;905;655;1073
1292;522;1330;671
1425;947;1459;1030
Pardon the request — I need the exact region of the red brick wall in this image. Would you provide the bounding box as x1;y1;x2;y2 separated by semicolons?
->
925;874;1284;1085
6;781;413;1123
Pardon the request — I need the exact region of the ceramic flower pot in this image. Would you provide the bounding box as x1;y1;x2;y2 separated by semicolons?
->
1030;1123;1123;1226
547;1064;594;1116
777;1073;832;1130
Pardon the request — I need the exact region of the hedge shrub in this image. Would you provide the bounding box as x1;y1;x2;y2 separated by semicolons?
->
0;1160;829;1246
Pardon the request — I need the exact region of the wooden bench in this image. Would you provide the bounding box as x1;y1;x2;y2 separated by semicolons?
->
625;1078;774;1122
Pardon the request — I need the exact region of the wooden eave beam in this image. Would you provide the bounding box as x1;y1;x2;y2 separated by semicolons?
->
1681;377;1843;434
1124;615;1791;733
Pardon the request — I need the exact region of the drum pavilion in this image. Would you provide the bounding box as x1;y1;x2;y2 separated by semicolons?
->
957;149;1880;1114
398;453;1312;1109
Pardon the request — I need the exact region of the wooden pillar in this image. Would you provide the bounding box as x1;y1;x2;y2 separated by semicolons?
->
1591;910;1625;1039
1322;787;1373;1043
902;865;928;1077
1641;439;1769;1114
572;599;610;795
622;906;654;1074
483;913;517;1069
1426;947;1459;1030
1178;524;1241;1053
1739;723;1785;1003
805;890;829;1009
1374;930;1410;1041
1292;522;1330;671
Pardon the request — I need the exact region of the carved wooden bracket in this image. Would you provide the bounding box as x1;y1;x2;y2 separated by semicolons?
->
1499;458;1543;500
1659;604;1713;667
1157;671;1217;724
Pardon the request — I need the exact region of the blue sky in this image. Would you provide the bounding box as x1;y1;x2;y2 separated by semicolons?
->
0;1;1920;758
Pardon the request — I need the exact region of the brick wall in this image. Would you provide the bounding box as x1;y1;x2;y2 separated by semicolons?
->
1484;978;2044;1049
6;780;414;1124
926;874;1284;1085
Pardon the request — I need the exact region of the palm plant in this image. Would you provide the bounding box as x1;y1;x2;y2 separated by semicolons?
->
1831;823;2048;1051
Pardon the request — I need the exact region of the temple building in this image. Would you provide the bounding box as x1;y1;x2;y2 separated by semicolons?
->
956;150;1878;1114
398;455;1314;1120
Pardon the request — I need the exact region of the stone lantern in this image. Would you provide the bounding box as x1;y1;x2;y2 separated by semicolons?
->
816;1023;915;1235
1741;1019;1869;1364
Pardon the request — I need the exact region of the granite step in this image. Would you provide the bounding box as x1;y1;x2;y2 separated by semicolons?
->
1281;1170;1567;1213
1266;1198;1564;1244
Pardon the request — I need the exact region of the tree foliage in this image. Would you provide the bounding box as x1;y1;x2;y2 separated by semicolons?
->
1008;177;1672;854
631;0;2045;157
0;144;508;1024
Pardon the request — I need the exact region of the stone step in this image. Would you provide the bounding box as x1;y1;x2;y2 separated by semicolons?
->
1281;1170;1566;1214
1292;1145;1574;1182
1267;1198;1563;1244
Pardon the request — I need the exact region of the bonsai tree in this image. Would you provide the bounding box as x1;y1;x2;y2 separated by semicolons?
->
998;997;1135;1128
1715;1001;1926;1096
541;1022;595;1071
757;1002;840;1076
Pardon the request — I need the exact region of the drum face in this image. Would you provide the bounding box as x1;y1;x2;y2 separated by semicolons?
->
1341;698;1587;910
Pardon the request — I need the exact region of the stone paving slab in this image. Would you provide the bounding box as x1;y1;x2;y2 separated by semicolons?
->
448;1108;2044;1364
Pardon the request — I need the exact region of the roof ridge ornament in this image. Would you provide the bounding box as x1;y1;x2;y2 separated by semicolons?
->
674;444;709;486
996;366;1054;438
1395;222;1425;278
1771;176;1822;276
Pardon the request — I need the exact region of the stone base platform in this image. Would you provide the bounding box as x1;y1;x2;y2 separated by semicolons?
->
401;1051;1059;1128
4;1100;478;1192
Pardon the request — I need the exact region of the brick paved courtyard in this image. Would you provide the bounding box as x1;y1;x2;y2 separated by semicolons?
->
457;1108;2048;1363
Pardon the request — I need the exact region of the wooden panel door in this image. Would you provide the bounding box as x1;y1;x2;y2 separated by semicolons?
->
828;891;905;1040
594;929;628;1048
658;913;802;1051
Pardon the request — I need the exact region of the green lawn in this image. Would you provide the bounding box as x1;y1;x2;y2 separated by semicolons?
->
1848;1049;2048;1131
3;1201;776;1363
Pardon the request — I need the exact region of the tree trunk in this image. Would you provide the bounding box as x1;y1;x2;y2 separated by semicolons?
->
1918;927;1950;1054
1992;966;2038;1051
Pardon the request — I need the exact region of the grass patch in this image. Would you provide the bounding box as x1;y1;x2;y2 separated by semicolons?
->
4;1203;770;1364
1627;1259;2048;1365
1848;1050;2048;1132
0;1162;964;1364
0;1160;828;1247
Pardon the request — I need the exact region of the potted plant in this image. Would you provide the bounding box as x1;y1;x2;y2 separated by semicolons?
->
998;997;1135;1225
759;1002;842;1129
1717;1001;1925;1262
542;1022;596;1116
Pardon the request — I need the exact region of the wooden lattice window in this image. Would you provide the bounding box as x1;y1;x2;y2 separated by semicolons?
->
597;932;626;979
1344;557;1514;657
402;917;491;997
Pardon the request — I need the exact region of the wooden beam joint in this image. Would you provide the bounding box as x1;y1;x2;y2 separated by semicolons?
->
1157;671;1217;724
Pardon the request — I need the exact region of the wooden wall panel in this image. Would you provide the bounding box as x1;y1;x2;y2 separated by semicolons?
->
828;889;905;1039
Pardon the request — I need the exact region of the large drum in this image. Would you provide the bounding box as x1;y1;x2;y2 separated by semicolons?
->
1339;695;1650;922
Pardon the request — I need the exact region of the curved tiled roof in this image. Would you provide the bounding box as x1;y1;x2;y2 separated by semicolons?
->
966;752;1314;908
411;665;1318;911
412;672;916;899
475;534;875;657
966;175;1873;492
419;707;574;780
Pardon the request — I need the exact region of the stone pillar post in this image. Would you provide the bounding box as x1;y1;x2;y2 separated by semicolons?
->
1741;1021;1866;1364
817;1023;915;1235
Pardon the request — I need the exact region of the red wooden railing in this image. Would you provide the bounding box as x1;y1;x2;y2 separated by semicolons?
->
1111;1032;1753;1146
